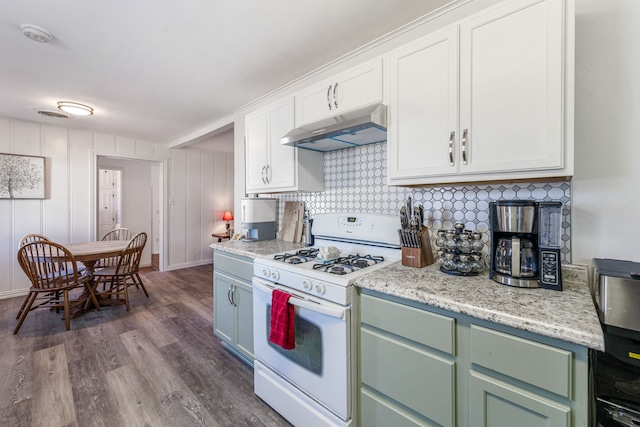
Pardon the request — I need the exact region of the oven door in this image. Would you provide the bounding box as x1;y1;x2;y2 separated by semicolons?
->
252;277;351;420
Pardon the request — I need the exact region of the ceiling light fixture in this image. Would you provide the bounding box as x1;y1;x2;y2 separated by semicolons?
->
21;24;53;43
57;101;94;116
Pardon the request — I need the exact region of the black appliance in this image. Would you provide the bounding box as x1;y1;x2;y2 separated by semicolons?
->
591;258;640;426
489;200;563;290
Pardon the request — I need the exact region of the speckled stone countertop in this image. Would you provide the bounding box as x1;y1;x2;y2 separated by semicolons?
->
208;239;604;350
354;263;604;350
209;239;305;258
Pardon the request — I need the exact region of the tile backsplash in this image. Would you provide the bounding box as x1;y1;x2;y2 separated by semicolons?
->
271;142;572;262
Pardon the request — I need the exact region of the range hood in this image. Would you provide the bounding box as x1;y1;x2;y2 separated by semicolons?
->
281;103;387;152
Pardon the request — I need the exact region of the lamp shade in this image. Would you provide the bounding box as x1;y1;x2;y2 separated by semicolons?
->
222;211;234;221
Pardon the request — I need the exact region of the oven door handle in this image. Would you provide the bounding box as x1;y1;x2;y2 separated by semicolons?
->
253;279;346;320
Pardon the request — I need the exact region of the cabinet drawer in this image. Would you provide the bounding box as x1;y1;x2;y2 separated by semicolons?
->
214;251;253;282
361;328;455;426
470;325;572;398
361;293;455;355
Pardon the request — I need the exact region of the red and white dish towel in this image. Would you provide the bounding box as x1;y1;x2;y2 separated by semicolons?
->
269;289;295;350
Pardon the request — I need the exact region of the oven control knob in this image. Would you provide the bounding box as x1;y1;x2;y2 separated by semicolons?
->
271;270;280;281
262;267;271;278
303;279;313;290
315;283;326;295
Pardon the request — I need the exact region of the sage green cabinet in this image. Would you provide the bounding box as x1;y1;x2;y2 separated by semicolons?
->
358;289;589;427
213;251;254;364
360;293;457;426
469;371;571;427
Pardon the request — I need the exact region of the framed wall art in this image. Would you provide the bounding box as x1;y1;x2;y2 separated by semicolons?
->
0;153;46;199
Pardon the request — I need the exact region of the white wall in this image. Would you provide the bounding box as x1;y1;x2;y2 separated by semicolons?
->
572;0;640;264
168;146;233;270
0;117;169;298
1;116;233;295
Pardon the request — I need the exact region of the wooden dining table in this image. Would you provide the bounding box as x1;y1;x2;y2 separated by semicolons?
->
64;240;129;275
63;240;129;316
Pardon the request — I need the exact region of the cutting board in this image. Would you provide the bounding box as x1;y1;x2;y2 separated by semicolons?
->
281;201;305;242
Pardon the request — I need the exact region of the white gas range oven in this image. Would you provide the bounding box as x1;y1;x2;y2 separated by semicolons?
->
252;213;401;427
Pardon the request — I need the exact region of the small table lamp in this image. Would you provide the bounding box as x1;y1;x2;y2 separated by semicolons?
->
222;211;234;233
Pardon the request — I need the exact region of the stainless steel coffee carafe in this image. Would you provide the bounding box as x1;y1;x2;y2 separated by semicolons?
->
494;237;537;278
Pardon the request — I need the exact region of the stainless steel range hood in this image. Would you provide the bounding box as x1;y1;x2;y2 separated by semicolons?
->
281;103;387;152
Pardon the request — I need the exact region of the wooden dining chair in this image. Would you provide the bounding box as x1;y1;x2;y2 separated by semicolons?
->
101;228;133;241
97;227;134;270
93;232;148;311
18;233;49;247
14;241;101;334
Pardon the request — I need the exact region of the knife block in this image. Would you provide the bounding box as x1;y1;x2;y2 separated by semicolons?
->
401;228;435;268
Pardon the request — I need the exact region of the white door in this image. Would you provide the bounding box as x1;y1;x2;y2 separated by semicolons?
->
459;0;564;174
388;27;459;180
98;169;121;239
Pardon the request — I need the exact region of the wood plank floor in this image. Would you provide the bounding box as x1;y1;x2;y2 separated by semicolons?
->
0;265;291;427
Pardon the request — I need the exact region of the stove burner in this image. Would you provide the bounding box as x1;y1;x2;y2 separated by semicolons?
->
313;262;355;275
342;254;385;269
274;248;319;264
296;248;319;258
312;254;385;275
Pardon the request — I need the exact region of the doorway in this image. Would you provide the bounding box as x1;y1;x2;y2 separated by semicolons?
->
98;168;122;239
97;156;163;270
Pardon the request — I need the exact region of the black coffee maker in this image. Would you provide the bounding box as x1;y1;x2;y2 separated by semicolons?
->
489;200;563;290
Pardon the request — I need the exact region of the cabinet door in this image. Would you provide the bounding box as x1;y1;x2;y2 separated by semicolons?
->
459;0;564;174
360;328;455;427
388;27;459;180
213;272;235;344
333;58;383;115
245;109;269;192
265;97;297;190
234;280;254;361
295;59;383;126
469;371;571;427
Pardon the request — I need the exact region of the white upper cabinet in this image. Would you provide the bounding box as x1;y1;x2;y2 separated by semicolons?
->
295;59;383;127
388;27;460;179
245;97;324;194
388;0;572;185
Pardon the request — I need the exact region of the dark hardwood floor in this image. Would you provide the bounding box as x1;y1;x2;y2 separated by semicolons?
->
0;265;291;427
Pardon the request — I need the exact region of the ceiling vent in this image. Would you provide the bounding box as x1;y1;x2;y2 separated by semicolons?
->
21;24;53;43
37;109;70;119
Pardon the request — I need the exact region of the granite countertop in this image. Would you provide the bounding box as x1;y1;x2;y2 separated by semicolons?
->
354;262;604;351
209;239;305;258
209;239;604;351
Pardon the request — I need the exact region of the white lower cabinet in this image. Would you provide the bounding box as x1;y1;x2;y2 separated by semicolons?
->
387;0;573;185
213;251;254;363
358;290;589;427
